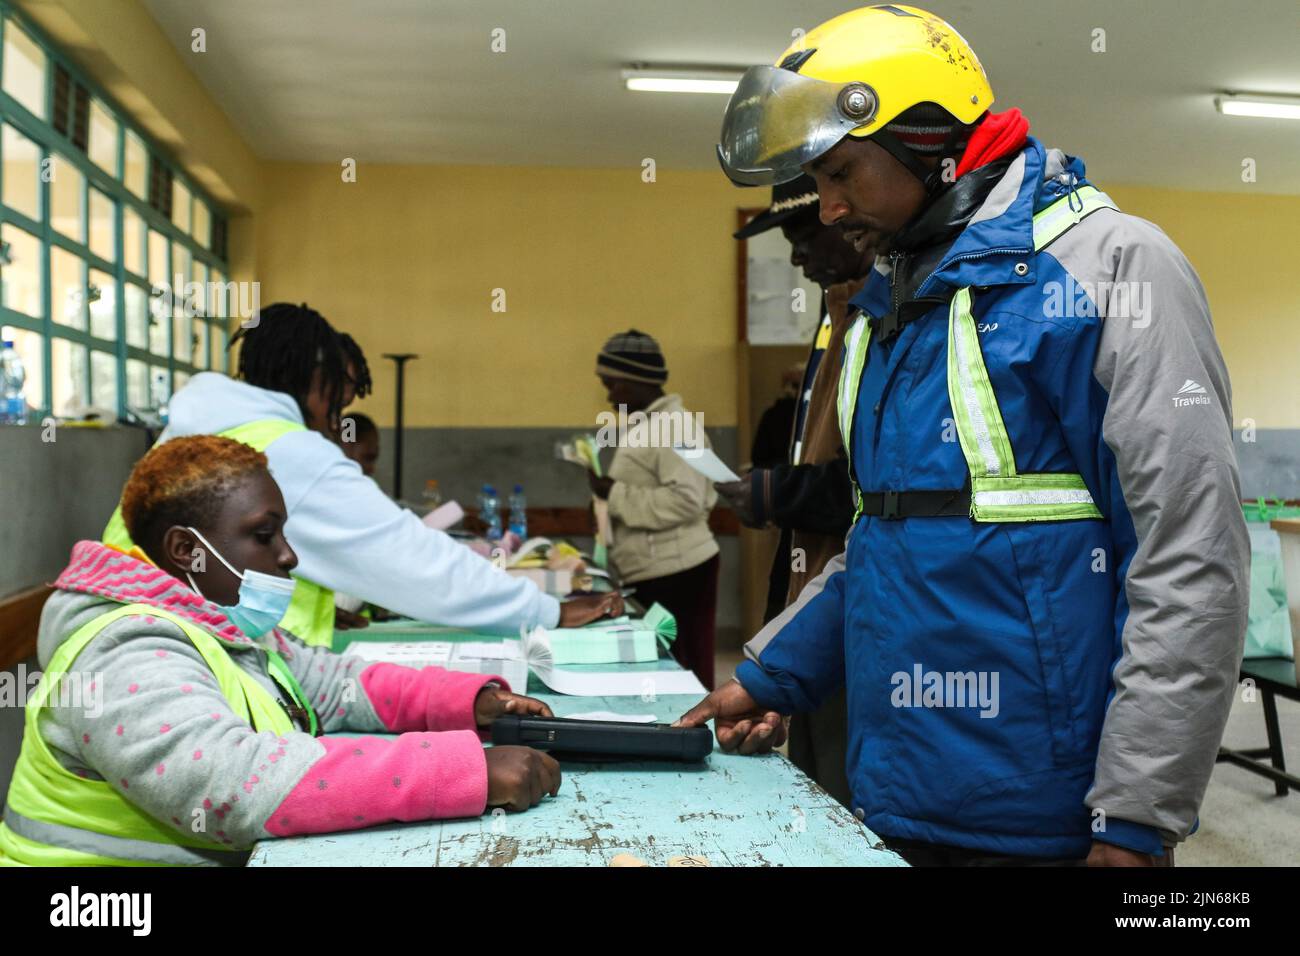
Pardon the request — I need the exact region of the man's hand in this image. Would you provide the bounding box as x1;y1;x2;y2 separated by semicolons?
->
485;746;562;811
333;607;370;631
558;591;624;628
715;474;762;528
588;471;615;499
474;685;554;728
1086;841;1164;867
673;678;787;754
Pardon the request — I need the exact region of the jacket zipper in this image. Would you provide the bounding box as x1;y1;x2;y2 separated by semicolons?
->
914;246;1032;300
889;251;907;315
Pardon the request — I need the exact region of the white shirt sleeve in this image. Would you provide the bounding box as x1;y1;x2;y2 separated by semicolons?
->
267;432;561;633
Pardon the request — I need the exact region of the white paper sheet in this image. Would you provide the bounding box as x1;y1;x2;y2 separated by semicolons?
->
672;446;740;483
421;500;465;530
344;641;453;665
343;640;527;688
457;641;520;660
531;665;706;698
343;640;708;698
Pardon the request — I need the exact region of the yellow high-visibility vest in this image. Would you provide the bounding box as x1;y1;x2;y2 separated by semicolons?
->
0;604;296;866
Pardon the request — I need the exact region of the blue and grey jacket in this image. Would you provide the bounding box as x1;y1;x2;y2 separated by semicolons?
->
739;138;1249;859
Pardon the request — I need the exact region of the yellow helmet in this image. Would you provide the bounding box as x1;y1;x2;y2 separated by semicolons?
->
718;4;994;186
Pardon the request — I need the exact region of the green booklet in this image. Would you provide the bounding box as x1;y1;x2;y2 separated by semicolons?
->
535;602;677;665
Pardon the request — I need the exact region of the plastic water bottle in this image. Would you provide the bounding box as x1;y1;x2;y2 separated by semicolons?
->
422;479;442;509
0;340;27;425
478;484;502;540
508;484;528;539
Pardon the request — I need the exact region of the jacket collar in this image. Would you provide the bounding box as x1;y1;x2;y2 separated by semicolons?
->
643;392;681;415
849;138;1090;317
54;540;259;649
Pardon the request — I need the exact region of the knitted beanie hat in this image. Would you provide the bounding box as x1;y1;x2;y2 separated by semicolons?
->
596;329;667;385
884;101;967;156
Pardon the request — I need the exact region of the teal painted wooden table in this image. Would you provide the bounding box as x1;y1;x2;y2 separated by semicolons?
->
247;626;906;867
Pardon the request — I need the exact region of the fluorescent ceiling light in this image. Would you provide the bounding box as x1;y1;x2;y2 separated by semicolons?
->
1215;93;1300;120
622;67;742;95
627;77;738;94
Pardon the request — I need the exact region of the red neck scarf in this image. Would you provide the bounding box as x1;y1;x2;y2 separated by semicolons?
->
954;108;1030;179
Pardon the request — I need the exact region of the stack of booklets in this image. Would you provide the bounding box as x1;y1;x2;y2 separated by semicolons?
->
341;603;704;696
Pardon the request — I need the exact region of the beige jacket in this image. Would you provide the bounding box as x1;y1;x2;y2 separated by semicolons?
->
606;393;719;583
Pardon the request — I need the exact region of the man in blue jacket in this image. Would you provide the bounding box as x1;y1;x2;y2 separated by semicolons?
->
677;5;1248;866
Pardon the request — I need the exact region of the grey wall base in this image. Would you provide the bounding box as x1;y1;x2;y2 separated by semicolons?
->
1234;430;1300;502
0;424;150;598
3;421;1293;631
0;426;149;803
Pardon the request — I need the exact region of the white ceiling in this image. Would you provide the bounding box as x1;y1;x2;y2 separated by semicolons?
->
142;0;1300;193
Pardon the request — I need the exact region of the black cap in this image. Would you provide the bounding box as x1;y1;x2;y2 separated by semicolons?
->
732;174;820;239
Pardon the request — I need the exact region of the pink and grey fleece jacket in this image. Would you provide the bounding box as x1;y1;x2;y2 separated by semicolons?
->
28;541;507;856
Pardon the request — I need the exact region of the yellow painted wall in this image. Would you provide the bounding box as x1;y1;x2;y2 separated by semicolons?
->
13;0;1296;435
1105;185;1300;430
256;165;1300;433
255;162;742;429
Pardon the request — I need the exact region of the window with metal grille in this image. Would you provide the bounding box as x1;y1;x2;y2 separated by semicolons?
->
50;63;87;151
146;152;172;219
0;3;232;423
211;214;227;262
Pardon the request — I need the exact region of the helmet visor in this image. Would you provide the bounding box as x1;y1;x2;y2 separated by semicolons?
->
717;65;877;187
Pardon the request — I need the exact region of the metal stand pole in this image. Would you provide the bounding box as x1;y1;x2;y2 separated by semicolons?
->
382;353;418;501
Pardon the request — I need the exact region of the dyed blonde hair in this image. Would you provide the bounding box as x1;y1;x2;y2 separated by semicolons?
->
121;434;269;557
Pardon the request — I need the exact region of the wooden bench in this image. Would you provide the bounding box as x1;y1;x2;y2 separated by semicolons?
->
0;585;51;670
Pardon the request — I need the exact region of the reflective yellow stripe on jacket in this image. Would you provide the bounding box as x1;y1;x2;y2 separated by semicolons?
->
837;186;1117;523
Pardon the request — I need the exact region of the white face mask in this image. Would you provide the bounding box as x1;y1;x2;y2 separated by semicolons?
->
185;527;295;637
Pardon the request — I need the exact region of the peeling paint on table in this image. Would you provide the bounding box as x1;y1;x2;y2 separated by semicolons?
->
249;691;906;867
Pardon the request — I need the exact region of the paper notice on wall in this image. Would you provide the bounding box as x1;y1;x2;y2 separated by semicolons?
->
672;446;741;483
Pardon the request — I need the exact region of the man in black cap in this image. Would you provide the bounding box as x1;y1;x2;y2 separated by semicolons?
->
716;174;872;807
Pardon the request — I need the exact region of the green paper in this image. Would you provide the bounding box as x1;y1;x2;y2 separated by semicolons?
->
639;602;677;649
546;627;659;664
536;602;678;664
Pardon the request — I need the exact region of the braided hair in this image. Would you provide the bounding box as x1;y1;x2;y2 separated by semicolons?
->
338;332;373;401
229;302;348;429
